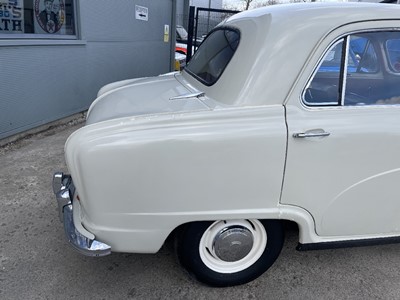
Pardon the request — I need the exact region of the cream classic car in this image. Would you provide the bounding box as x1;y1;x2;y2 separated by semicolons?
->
53;3;400;287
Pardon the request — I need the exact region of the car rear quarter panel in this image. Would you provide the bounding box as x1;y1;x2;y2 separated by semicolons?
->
65;106;287;252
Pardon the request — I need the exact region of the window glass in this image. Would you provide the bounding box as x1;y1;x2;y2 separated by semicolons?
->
386;39;400;73
176;26;188;40
304;39;343;105
305;31;400;107
0;0;76;37
348;35;378;74
185;28;240;86
344;34;379;106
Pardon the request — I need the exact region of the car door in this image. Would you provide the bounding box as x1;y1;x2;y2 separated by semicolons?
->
282;28;400;238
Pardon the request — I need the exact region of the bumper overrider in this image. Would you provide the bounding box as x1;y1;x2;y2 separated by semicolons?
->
52;172;111;257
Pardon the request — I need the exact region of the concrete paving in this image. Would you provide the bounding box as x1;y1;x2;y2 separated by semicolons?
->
1;122;400;300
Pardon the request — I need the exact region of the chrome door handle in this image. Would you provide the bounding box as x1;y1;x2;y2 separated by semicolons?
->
293;131;330;138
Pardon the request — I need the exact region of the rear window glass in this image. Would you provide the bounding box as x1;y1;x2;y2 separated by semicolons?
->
185;28;240;86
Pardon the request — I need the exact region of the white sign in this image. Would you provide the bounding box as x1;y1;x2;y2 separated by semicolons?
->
135;5;148;21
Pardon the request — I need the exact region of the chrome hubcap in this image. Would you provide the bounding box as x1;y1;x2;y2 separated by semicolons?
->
199;219;267;273
213;226;254;262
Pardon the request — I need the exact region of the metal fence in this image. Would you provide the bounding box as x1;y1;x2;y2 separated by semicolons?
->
186;6;240;62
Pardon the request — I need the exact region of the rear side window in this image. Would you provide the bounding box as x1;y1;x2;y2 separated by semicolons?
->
304;31;400;107
185;28;240;86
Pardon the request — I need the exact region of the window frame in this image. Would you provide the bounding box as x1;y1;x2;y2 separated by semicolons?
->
0;0;79;40
302;29;398;108
302;38;345;107
185;26;241;87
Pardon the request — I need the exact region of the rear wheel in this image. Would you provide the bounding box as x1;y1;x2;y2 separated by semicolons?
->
177;219;284;287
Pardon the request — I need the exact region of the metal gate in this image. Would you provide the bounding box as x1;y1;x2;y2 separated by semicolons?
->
186;6;239;62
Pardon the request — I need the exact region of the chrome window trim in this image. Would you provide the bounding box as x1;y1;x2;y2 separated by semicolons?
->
302;38;344;107
340;36;350;106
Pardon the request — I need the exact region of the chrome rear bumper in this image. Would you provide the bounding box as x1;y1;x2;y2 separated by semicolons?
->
53;172;111;257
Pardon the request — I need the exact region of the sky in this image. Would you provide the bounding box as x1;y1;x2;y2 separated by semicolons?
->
222;0;268;10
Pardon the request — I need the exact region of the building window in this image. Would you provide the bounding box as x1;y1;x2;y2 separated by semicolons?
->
0;0;76;37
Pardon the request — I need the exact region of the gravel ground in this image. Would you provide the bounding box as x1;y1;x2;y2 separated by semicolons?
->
1;122;400;300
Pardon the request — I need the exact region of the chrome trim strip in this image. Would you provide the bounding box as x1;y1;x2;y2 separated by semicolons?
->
169;91;205;100
340;37;350;106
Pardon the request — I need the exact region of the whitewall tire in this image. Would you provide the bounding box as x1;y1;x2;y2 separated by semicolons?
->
177;219;284;287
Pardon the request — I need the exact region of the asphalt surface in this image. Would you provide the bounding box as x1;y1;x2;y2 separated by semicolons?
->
1;121;400;300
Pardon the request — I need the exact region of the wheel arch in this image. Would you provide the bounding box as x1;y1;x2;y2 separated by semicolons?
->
164;204;318;250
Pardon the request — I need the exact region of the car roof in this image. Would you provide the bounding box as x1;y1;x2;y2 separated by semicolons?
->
187;3;400;107
226;2;400;28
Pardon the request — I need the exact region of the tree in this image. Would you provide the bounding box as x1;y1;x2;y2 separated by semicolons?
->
243;0;254;10
243;0;279;10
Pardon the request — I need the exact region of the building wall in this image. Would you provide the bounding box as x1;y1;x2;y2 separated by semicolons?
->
0;0;173;140
190;0;223;9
